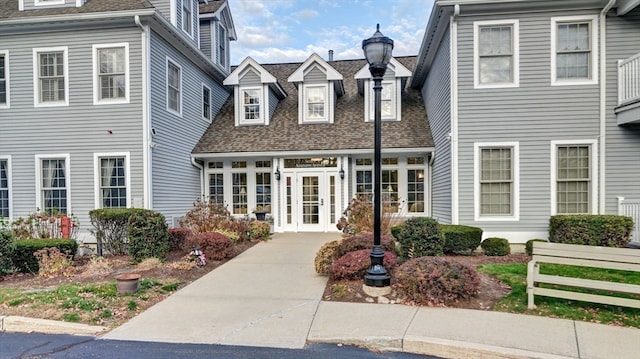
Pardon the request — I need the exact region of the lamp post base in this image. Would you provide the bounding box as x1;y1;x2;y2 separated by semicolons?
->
363;273;391;287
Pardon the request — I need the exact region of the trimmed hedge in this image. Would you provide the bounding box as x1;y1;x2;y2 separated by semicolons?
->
441;224;483;255
393;217;444;259
335;232;397;258
314;239;342;275
89;208;147;255
188;232;235;261
549;215;633;247
12;239;78;273
0;230;16;274
127;210;169;263
525;239;548;256
480;237;511;256
329;249;397;280
168;228;192;251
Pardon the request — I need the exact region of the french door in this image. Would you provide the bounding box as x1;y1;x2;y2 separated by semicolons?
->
283;172;338;232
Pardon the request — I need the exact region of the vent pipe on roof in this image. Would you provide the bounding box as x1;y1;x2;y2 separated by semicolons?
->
328;50;334;61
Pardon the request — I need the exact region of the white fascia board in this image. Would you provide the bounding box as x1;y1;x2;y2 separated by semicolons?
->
0;9;156;26
355;58;411;79
288;53;343;82
224;57;277;85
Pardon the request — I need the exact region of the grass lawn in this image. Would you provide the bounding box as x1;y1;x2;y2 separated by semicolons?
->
478;263;640;328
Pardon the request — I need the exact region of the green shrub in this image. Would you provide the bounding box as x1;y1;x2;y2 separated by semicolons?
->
168;228;192;251
393;217;443;260
314;240;342;275
127;210;169;263
525;239;548;256
0;230;16;274
188;232;235;261
335;232;396;258
12;239;78;273
480;237;511;256
393;257;480;306
441;224;483;255
549;215;633;247
89;208;146;255
249;221;270;241
329;249;397;280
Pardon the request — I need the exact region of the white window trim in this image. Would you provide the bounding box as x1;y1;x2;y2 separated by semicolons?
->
0;155;12;220
35;153;71;214
33;46;69;107
181;0;194;39
236;85;266;126
217;22;228;70
34;0;65;6
364;79;401;122
202;83;212;123
92;43;130;105
550;15;599;86
474;142;520;222
473;19;520;89
550;139;598;215
93;152;131;209
0;50;9;109
300;83;331;124
166;57;182;116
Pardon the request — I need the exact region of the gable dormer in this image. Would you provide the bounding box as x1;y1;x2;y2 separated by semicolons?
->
19;0;83;11
223;57;286;127
199;0;237;73
287;53;344;124
355;58;412;122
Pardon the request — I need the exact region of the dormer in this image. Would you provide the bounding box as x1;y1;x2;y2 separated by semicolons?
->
355;58;412;122
19;0;84;11
223;57;286;127
287;53;344;124
200;0;237;73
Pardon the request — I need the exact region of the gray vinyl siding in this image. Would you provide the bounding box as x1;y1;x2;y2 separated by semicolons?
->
305;67;325;83
21;0;76;11
148;30;230;224
239;69;260;85
269;88;278;120
605;8;640;212
149;0;171;23
424;29;452;224
0;27;144;234
199;19;212;59
455;9;603;236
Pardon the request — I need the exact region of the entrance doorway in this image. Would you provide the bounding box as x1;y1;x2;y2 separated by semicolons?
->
283;172;338;232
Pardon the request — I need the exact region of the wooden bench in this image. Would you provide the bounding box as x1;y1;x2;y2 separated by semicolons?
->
527;241;640;309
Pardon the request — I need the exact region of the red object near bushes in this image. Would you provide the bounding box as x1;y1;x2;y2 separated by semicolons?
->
188;232;235;261
329;249;397;280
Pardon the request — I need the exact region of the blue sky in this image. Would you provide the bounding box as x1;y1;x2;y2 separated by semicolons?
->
226;0;435;65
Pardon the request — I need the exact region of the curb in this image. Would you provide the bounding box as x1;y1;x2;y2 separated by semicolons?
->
0;315;109;336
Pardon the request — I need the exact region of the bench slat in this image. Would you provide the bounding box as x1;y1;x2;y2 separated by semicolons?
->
532;243;640;264
533;287;640;309
535;273;640;295
531;255;640;272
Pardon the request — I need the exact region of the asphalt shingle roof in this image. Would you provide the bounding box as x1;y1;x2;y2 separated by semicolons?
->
199;0;224;14
193;56;433;155
0;0;155;19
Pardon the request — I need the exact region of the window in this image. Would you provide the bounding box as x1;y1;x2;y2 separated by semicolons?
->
0;50;8;108
166;58;182;114
474;143;519;221
96;154;129;208
34;0;65;6
93;43;128;104
354;157;401;212
33;47;68;106
304;85;327;122
209;173;224;204
407;157;425;213
232;172;248;215
218;23;227;69
367;81;396;121
37;155;69;214
0;158;9;218
255;172;271;211
552;142;596;214
551;16;598;85
240;87;262;124
202;84;211;121
474;20;519;88
182;0;193;36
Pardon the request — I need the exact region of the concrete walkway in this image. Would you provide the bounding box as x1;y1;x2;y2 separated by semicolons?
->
100;233;640;358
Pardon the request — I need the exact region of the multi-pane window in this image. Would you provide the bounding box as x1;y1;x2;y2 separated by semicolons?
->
241;88;261;122
552;16;597;84
182;0;192;36
305;85;326;121
167;59;181;114
381;81;394;118
354;157;402;212
202;85;211;121
480;148;513;216
99;157;127;208
0;52;7;107
556;145;590;214
95;45;127;102
40;158;67;214
218;23;227;68
0;159;8;218
36;49;66;105
255;161;272;211
209;173;224;204
477;22;516;85
407;157;425;213
232;172;248;215
382;169;398;211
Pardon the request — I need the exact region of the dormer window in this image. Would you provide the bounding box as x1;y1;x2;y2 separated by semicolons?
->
355;58;411;122
304;84;328;122
218;23;227;69
241;86;262;124
182;0;193;37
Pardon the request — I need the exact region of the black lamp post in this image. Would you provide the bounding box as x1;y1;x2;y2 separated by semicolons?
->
363;24;393;287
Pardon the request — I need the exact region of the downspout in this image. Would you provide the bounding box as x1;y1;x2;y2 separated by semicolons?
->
191;157;205;197
135;15;152;209
451;4;460;224
599;0;616;214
